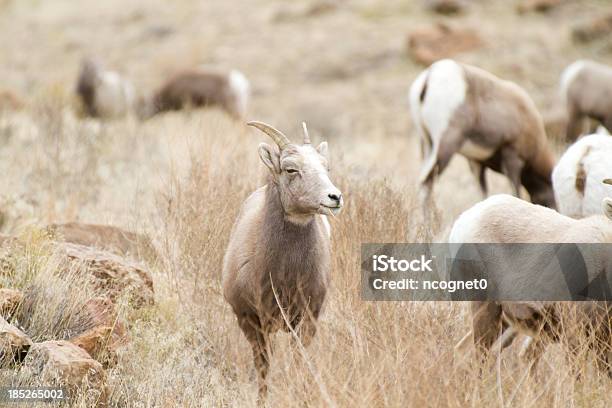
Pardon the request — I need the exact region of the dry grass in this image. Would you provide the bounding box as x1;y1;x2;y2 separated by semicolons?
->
0;0;611;406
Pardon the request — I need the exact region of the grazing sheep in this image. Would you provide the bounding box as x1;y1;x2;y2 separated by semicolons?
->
450;189;612;375
553;134;612;218
75;57;136;119
409;59;556;211
561;59;612;141
222;121;342;400
143;68;250;119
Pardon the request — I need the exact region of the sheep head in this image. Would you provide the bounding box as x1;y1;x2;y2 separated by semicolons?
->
248;121;343;220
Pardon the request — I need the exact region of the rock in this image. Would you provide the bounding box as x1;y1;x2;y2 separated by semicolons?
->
0;288;23;319
516;0;561;14
46;222;159;263
0;90;24;112
57;243;154;308
407;23;483;66
70;326;123;367
0;317;32;364
573;13;612;43
70;296;128;366
425;0;466;15
22;340;106;405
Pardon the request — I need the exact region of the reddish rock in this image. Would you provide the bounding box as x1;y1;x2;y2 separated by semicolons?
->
23;340;107;405
0;288;23;319
57;243;154;308
573;13;612;43
46;222;158;262
71;296;128;366
0;90;24;112
70;325;124;367
0;317;32;364
407;23;483;66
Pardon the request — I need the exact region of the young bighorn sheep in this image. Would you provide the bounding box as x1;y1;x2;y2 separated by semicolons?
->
553;134;612;218
75;57;136;119
561;59;612;141
142;68;250;119
222;121;342;400
450;187;612;375
409;59;556;210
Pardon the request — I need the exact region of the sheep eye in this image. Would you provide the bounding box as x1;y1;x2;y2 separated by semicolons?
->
286;168;299;174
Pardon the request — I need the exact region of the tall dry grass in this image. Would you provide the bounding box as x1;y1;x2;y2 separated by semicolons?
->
0;0;611;406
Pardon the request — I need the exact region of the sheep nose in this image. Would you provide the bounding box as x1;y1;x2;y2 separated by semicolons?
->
328;193;342;205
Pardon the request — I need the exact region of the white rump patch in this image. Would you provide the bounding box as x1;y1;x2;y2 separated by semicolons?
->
417;59;467;183
553;133;612;217
408;69;429;141
560;60;586;100
229;69;250;118
420;59;467;142
96;71;135;118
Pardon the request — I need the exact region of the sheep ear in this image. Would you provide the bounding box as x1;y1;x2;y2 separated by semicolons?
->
258;143;280;174
316;141;328;160
603;198;612;221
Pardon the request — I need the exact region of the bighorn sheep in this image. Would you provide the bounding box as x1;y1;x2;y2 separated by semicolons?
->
450;188;612;375
409;59;556;210
561;59;612;141
222;121;342;400
75;57;136;119
142;68;250;119
553;134;612;218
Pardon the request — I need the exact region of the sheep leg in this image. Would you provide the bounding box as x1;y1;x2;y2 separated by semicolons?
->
239;316;271;402
471;301;504;355
602;116;612;135
419;129;464;219
500;147;524;198
519;336;545;376
468;160;488;197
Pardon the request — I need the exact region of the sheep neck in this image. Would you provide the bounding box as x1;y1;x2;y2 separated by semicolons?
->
257;182;329;323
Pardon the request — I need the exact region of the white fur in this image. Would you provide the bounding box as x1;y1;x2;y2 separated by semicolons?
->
95;71;135;118
560;60;586;101
229;69;250;118
408;70;429;146
320;215;331;238
412;59;467;182
448;194;515;243
552;134;612;218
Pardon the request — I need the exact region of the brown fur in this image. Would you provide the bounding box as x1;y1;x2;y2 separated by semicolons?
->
565;60;612;141
222;126;341;402
76;58;99;117
574;145;591;195
148;69;241;118
419;62;556;208
222;183;331;400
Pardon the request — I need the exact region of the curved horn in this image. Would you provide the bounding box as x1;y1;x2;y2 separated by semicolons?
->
247;121;290;149
604;179;612;185
302;122;311;145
